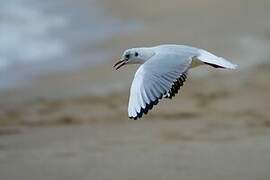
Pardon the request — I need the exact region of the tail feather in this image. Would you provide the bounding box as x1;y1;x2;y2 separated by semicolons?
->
197;49;237;69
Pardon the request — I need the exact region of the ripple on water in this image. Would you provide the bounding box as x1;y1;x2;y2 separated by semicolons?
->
0;0;142;89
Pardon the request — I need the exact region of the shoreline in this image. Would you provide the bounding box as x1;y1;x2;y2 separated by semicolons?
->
1;1;270;180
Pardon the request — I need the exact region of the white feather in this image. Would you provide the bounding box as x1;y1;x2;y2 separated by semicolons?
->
124;44;237;119
197;49;237;69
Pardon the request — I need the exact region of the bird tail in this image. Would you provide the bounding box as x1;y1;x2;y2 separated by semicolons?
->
196;49;237;69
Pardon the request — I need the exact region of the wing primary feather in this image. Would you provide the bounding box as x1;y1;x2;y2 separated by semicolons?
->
164;72;188;99
137;83;146;109
141;85;150;105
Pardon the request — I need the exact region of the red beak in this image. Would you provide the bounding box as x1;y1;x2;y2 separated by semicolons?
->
113;59;127;70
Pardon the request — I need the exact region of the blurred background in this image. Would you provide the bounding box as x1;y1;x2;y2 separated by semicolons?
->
0;0;270;180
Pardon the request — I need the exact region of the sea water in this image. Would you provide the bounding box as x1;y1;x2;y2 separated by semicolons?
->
0;0;141;89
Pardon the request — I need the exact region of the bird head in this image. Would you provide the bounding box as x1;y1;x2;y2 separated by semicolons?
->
113;48;155;70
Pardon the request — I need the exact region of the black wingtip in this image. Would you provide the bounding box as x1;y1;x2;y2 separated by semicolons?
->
204;62;225;68
129;98;160;120
129;116;139;120
164;73;187;99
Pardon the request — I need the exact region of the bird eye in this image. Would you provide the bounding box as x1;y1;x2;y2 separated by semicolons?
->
135;52;139;57
125;54;130;59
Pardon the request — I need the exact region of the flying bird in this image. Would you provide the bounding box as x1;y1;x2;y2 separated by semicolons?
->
113;45;237;120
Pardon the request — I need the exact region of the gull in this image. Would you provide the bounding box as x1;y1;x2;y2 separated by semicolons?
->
113;44;237;120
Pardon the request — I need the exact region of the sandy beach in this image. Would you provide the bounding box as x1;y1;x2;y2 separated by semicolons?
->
1;0;270;180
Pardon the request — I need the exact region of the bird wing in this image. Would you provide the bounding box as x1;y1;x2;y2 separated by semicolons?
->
196;49;237;69
128;52;193;120
163;72;188;99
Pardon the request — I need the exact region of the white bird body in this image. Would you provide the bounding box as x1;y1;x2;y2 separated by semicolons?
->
113;44;237;120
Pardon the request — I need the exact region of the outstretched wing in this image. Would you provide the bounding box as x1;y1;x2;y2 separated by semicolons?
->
196;49;237;69
128;52;193;120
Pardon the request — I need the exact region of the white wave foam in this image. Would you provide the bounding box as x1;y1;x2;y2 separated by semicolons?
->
0;0;67;69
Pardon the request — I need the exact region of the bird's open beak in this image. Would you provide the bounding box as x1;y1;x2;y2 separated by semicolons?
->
113;59;127;70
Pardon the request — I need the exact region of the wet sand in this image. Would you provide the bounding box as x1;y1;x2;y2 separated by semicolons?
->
1;0;270;180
